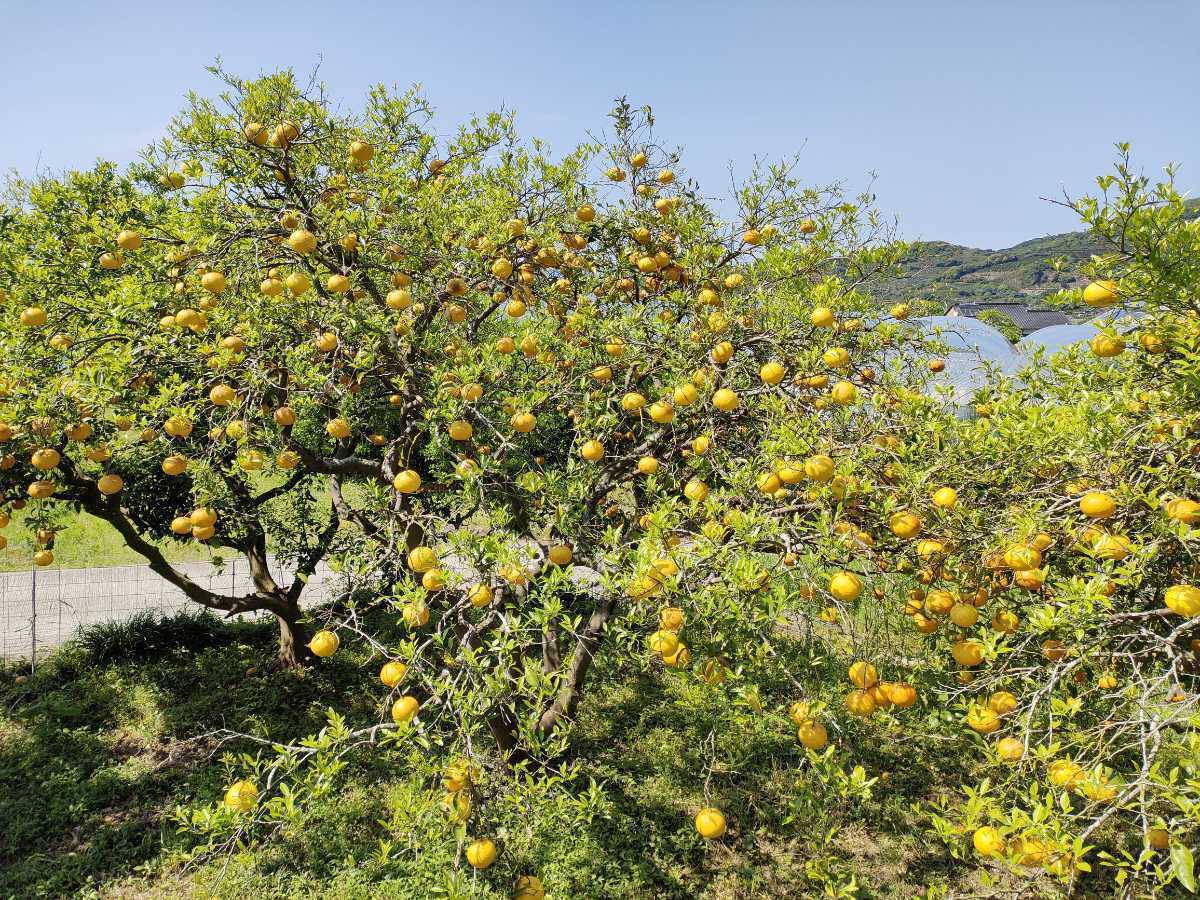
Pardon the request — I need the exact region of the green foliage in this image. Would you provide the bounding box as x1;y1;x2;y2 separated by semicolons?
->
0;71;1197;900
975;309;1022;344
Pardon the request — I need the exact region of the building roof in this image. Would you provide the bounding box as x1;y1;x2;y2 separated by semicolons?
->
947;303;1069;333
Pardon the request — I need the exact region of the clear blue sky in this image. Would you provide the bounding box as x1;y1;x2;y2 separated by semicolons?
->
2;0;1196;249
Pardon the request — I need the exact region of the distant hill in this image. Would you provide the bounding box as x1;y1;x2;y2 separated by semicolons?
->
878;198;1200;311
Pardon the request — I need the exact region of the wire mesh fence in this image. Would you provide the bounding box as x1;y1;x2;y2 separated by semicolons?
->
0;558;336;663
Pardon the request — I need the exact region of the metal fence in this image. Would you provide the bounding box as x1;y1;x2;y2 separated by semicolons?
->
0;558;336;662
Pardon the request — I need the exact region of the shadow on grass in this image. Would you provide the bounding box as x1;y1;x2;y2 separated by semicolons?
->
0;608;383;898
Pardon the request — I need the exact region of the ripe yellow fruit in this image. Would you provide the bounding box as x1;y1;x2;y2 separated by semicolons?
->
514;875;545;900
830;380;857;405
885;682;917;708
468;584;493;607
822;346;850;369
33;549;54;566
1048;758;1085;790
380;660;407;687
949;603;979;628
659;607;684;632
243;122;268;145
99;251;124;270
637;456;660;475
1164;584;1200;617
1092;532;1132;561
464;838;498;869
407;546;438;573
400;602;429;628
1079;491;1116;518
209;383;236;406
988;690;1018;715
511;412;536;433
327;274;351;294
580;440;604;461
966;705;1000;734
21;307;48;327
1083;280;1119;308
548;544;573;566
286;272;312;295
804;454;835;482
115;229;142;251
710;341;734;364
694;807;727;839
753;471;783;498
1004;545;1041;571
973;826;1005;856
31;448;61;470
200;271;226;294
326;418;351;439
887;510;922;540
170;516;192;535
97;474;123;495
797;719;828;749
846;689;876;718
1147;828;1170;851
190;507;218;529
932;487;958;509
759;361;786;385
391;695;420;724
619;392;646;413
684;479;709;502
952;640;984;666
712;388;739;411
348;139;374;162
288;229;317;254
1041;639;1068;661
309;629;340;657
224;779;258;813
829;572;863;602
649;401;674;423
1090;333;1125;357
648;630;680;656
393;469;422;493
1165;498;1200;524
997;736;1025;761
810;306;835;328
848;661;878;689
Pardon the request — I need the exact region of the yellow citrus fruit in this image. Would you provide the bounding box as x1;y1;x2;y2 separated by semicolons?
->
694;807;727;839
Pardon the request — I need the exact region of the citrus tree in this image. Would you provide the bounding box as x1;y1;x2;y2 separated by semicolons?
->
5;68;1198;896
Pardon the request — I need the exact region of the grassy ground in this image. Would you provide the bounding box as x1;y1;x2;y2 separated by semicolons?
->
0;610;1065;900
0;508;213;571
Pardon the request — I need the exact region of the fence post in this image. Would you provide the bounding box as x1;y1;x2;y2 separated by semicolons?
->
30;564;37;671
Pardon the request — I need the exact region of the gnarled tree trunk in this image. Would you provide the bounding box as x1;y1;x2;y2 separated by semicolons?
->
275;605;313;668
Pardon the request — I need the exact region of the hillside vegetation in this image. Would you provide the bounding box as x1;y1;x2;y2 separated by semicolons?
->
878;198;1200;310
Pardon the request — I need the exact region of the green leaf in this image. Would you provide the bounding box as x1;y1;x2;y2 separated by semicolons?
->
1172;843;1196;893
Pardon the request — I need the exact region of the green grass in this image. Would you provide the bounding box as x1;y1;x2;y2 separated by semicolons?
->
0;610;1061;900
0;508;214;572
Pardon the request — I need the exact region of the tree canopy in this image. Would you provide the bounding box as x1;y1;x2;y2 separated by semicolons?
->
1;72;1198;896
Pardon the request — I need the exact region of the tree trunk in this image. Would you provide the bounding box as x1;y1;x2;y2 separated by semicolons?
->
486;703;530;769
276;609;314;668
